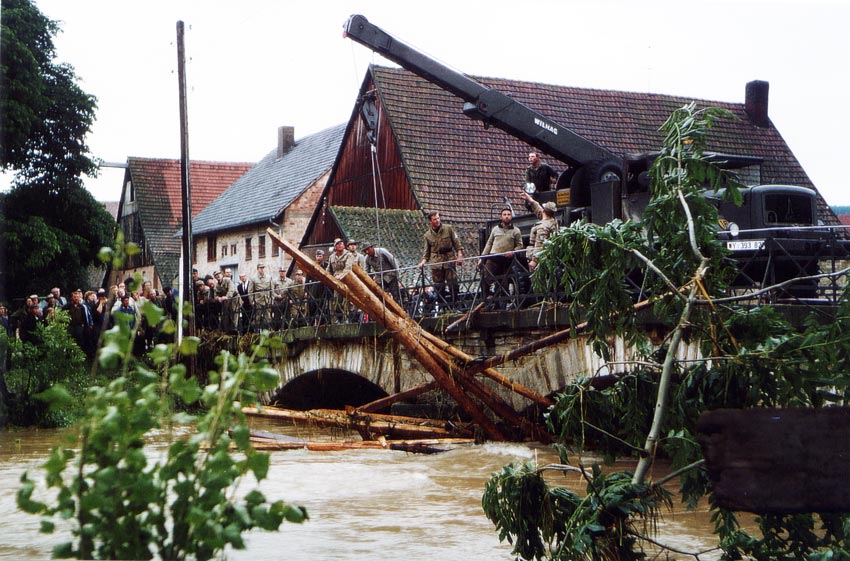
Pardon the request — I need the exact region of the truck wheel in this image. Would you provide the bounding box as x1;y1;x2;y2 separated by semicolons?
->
584;158;623;185
570;158;623;208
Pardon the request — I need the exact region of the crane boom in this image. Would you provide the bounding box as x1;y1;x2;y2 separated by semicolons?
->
343;14;618;171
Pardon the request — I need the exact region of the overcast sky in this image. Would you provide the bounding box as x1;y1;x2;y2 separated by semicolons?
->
11;0;850;205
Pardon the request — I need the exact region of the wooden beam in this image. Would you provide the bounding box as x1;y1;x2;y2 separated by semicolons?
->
355;381;439;413
267;229;508;440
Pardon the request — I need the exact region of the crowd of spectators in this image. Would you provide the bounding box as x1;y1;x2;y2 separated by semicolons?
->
2;282;177;358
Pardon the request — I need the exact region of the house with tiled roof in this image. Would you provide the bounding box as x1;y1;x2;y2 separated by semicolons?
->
114;157;253;289
188;124;345;279
301;65;837;274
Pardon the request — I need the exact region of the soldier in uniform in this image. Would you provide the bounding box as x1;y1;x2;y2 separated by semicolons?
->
523;192;560;271
347;240;367;271
363;242;402;304
272;267;294;329
418;211;464;307
479;208;523;307
251;263;273;329
308;249;331;325
216;268;238;333
287;269;309;326
328;238;355;322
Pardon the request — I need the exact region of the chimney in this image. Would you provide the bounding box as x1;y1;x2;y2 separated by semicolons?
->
277;126;295;158
745;80;770;128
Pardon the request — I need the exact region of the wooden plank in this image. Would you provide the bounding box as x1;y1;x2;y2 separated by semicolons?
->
697;407;850;513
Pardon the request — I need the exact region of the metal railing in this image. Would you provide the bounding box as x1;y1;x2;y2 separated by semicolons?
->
187;227;850;333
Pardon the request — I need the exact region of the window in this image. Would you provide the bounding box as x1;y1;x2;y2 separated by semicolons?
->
207;235;216;262
221;244;228;258
231;243;237;257
271;240;279;257
245;237;252;261
258;235;266;259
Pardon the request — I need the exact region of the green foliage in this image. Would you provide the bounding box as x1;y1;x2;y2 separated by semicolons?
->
483;462;671;561
0;0;111;301
533;103;742;360
2;309;90;426
533;219;648;359
484;103;850;560
18;298;307;560
1;0;98;179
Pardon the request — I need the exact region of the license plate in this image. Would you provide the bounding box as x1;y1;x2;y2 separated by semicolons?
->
726;239;765;251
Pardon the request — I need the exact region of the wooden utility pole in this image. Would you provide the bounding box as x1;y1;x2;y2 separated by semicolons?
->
176;21;195;338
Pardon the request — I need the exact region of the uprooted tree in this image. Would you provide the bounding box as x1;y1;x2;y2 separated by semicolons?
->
482;104;850;560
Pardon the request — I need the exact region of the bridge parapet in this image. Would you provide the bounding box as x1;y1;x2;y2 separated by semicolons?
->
264;307;702;411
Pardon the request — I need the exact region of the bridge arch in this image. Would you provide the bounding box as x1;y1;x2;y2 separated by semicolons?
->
270;368;389;411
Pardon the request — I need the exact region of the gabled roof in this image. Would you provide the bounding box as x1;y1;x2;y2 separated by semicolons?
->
126;157;253;282
191;123;346;236
370;65;832;225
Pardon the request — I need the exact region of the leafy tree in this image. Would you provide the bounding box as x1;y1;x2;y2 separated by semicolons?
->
1;308;91;426
0;0;114;300
18;296;307;559
482;104;850;559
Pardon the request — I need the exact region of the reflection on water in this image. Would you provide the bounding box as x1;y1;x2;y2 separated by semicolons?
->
0;422;721;560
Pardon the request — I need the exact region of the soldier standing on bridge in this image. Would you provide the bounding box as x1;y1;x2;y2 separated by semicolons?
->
363;242;402;303
479;208;523;309
252;263;273;329
522;191;560;271
418;211;463;308
328;238;355;322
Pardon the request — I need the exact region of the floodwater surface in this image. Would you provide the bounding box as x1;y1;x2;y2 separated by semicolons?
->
0;421;721;560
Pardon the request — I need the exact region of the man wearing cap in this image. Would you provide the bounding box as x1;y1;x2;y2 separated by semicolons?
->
364;242;402;303
287;269;308;326
418;211;463;306
479;207;523;308
272;267;294;329
347;240;367;271
307;249;330;325
522;192;560;271
251;263;272;329
218;268;238;334
328;238;354;322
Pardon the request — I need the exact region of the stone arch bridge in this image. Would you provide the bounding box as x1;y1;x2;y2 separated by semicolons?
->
262;308;701;413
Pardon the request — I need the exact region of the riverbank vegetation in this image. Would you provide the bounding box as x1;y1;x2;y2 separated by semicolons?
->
1;310;94;427
16;244;307;559
482;104;850;560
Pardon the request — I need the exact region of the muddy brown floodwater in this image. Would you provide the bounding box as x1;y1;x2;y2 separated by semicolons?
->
0;420;722;560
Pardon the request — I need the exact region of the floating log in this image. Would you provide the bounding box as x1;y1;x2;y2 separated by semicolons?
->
249;436;474;454
243;405;474;440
